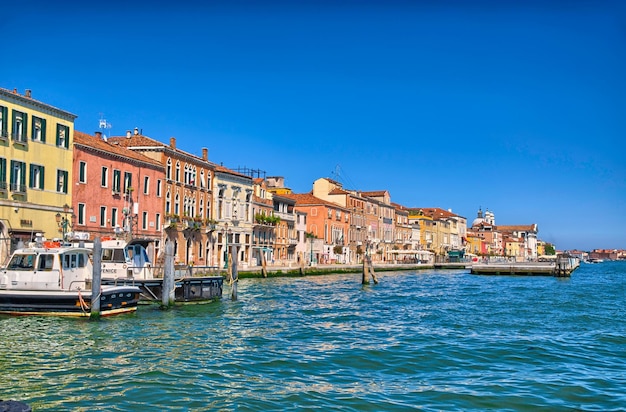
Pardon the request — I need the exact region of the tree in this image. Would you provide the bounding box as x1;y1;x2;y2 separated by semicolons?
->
545;243;556;255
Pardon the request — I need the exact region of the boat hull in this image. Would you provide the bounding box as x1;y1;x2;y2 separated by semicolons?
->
0;286;141;317
102;276;223;303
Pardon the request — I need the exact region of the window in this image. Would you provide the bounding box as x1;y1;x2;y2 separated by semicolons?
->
166;158;172;180
155;213;161;231
175;161;180;181
32;116;46;142
78;161;87;183
143;176;150;195
100;206;106;227
156;179;162;197
165;190;171;215
101;167;108;187
12;110;28;142
111;208;118;228
123;172;132;193
56;170;68;193
0;158;6;190
56;124;69;148
29;164;45;189
112;170;121;193
77;203;85;225
0;106;7;138
10;160;26;192
142;211;148;230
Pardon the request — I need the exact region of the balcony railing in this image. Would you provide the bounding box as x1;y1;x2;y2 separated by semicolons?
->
10;183;26;193
11;133;28;144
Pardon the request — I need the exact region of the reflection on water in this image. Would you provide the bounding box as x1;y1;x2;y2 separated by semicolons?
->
2;263;625;411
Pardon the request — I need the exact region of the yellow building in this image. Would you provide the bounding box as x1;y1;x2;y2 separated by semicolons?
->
0;87;76;255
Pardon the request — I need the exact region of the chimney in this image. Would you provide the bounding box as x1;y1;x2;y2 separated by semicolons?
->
126;130;131;138
134;127;139;135
95;131;102;139
25;89;32;98
202;148;208;161
170;137;176;149
12;88;17;94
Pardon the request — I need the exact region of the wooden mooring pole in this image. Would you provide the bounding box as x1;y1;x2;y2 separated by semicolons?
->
261;251;268;278
90;237;102;319
230;245;238;301
161;240;175;308
362;254;378;285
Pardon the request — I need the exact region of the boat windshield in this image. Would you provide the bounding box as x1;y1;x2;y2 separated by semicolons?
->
126;244;151;267
7;253;36;271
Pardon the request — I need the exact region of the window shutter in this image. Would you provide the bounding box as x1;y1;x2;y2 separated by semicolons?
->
41;118;47;143
20;163;26;185
29;164;34;187
23;113;28;139
40;167;45;189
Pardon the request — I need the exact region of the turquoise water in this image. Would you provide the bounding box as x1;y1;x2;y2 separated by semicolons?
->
1;262;625;411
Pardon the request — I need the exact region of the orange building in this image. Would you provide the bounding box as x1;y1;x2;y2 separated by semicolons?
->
283;193;350;264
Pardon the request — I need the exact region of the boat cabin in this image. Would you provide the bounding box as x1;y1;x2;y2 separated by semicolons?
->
1;246;92;291
100;238;154;280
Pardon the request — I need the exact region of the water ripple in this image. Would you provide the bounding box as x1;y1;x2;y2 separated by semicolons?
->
1;263;625;410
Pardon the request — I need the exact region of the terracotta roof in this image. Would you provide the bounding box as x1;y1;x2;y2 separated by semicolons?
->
329;188;350;195
361;190;388;197
498;224;538;232
414;207;464;220
252;194;273;206
108;134;217;167
214;164;253;180
282;193;348;209
107;134;163;148
74;131;163;169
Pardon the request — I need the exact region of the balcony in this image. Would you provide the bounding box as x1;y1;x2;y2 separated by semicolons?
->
10;183;26;193
11;133;28;146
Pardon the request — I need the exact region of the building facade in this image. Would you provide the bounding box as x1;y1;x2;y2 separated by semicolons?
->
0;88;76;261
72;131;164;247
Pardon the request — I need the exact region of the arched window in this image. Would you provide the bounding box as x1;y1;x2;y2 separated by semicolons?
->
166;158;172;180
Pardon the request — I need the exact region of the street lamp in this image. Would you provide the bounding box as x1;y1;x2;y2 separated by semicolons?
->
55;204;75;243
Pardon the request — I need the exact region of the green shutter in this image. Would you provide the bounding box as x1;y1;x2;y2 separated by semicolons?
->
23;113;28;140
40;166;45;189
29;164;34;188
20;163;26;185
41;118;47;143
65;126;69;148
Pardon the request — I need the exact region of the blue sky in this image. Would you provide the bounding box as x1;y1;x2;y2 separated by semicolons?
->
2;1;625;251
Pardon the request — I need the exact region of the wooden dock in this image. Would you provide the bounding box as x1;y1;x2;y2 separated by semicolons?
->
471;255;580;277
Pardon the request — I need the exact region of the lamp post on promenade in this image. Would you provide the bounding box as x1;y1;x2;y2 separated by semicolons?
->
55;204;74;243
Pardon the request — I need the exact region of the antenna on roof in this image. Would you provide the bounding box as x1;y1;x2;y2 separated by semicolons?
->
332;164;358;190
98;113;112;141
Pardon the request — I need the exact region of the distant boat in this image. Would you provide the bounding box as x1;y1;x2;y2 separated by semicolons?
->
0;242;140;317
586;258;604;264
